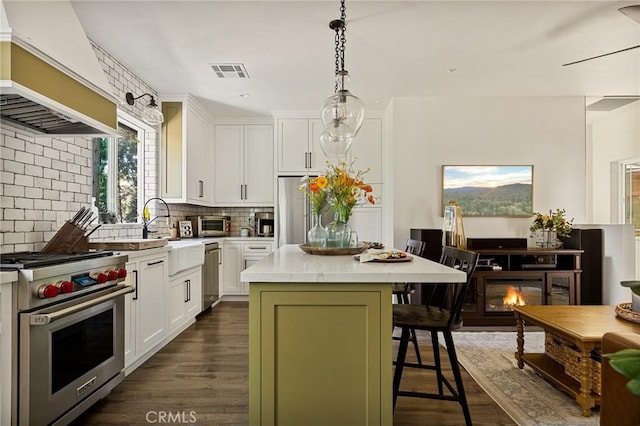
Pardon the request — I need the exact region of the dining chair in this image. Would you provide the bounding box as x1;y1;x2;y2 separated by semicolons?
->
392;246;479;426
392;238;427;364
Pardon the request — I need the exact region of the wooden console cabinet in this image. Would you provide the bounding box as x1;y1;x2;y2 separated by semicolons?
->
462;248;584;326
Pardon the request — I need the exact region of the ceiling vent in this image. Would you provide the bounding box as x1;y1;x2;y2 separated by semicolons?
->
209;63;250;79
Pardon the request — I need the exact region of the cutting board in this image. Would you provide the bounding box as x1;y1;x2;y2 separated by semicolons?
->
89;239;168;251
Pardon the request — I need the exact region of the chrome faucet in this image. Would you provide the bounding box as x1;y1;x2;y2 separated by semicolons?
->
142;197;171;239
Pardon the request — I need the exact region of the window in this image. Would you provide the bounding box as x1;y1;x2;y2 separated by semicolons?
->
93;115;145;223
623;159;640;235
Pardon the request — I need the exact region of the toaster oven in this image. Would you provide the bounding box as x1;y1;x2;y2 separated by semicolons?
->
187;216;229;237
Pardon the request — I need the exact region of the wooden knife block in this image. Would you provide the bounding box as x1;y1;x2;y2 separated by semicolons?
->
41;222;89;253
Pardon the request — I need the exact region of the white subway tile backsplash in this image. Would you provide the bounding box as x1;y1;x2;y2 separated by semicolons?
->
14;198;33;210
51;159;66;171
33;199;51;210
60;192;74;202
51;200;67;211
34;177;52;189
34;221;52;232
0;171;14;184
43;147;60;159
4;136;25;151
25;210;43;221
15;221;33;232
25;143;44;156
43;168;59;180
60;151;74;163
0;221;14;233
52;139;68;152
24;164;43;178
43;189;60;200
4;232;24;244
1;147;15;160
3;160;24;174
14;175;34;187
4;185;25;198
25;187;44;199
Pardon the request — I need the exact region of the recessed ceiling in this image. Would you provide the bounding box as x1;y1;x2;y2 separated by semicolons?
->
71;1;640;118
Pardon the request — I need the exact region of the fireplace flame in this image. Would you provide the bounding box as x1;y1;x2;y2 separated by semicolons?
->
503;286;526;307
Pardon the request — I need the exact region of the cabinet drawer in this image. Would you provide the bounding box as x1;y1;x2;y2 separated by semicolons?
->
243;242;273;254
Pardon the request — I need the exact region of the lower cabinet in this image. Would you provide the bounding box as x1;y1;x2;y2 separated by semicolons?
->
168;266;202;333
124;252;168;371
221;240;274;297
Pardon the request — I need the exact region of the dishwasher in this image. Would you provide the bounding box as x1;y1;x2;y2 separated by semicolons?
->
202;241;220;312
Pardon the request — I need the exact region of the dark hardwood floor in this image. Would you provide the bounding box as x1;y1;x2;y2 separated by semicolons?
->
72;302;515;426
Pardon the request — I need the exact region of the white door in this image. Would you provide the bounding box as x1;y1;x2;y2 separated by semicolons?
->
278;118;309;173
244;124;274;203
214;124;244;203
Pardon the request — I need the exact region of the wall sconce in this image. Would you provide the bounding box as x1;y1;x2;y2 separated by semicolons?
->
125;92;164;125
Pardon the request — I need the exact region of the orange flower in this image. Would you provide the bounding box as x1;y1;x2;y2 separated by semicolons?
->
367;195;375;205
363;184;373;193
316;176;328;189
309;181;319;193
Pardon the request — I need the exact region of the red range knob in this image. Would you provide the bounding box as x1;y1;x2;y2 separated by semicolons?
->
38;284;59;299
56;280;74;294
90;272;108;283
117;268;127;279
106;270;118;281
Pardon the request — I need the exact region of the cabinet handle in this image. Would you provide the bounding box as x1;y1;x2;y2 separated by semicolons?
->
184;279;189;303
308;152;312;168
199;180;204;197
188;279;191;302
240;185;245;200
304;152;308;169
147;260;164;266
244;184;248;200
247;245;268;250
132;270;139;301
244;259;248;269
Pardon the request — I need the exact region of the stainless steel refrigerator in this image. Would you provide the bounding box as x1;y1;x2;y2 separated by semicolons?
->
277;176;333;246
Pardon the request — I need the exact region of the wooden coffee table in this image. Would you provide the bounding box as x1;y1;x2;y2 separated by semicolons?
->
512;305;640;417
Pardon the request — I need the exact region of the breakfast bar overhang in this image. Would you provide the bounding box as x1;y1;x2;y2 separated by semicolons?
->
241;244;467;426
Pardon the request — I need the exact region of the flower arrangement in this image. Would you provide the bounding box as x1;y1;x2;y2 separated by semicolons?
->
324;160;376;220
299;175;329;215
529;208;574;238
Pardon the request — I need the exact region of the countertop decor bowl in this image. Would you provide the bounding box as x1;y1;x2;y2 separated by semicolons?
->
299;244;367;256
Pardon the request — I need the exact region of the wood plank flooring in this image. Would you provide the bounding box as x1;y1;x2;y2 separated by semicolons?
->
72;302;515;426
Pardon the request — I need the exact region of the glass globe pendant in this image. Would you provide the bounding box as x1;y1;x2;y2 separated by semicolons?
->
319;131;352;159
320;70;364;142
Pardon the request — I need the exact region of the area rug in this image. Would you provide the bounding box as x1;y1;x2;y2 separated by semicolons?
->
450;331;600;426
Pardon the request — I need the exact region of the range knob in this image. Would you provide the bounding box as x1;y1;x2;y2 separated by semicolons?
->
106;270;118;281
55;280;74;294
90;272;108;284
117;268;127;279
37;284;59;299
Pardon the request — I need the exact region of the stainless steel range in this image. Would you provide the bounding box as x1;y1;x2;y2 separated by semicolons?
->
1;251;132;426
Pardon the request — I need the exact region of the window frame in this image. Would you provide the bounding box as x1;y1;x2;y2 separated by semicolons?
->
617;157;640;235
94;111;149;224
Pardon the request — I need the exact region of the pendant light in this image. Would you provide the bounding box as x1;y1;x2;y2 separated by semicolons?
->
319;0;364;157
125;92;164;125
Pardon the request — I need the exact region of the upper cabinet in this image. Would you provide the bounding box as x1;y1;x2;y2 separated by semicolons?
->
348;118;383;184
276;118;326;174
160;95;214;206
213;123;274;206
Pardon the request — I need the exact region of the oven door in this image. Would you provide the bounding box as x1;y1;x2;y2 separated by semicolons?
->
19;284;133;426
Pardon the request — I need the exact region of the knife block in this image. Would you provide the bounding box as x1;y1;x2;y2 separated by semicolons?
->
41;222;89;253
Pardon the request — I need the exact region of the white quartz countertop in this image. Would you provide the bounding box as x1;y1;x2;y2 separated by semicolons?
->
240;244;467;283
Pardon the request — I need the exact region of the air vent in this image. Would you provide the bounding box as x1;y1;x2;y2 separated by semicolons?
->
209;63;250;79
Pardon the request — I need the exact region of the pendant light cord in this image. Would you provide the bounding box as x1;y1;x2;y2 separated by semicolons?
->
333;0;347;92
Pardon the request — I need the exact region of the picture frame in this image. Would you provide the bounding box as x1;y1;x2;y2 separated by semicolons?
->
442;165;533;217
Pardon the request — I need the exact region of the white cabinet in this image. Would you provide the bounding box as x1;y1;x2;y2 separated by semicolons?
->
221;240;274;297
213;124;274;205
349;207;383;243
168;266;202;334
276;118;325;174
0;278;15;426
160;95;214;206
221;241;243;295
124;252;168;372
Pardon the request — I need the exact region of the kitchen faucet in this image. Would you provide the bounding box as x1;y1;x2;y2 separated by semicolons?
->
142;197;171;239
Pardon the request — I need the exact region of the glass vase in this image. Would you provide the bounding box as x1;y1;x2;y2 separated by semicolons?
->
538;230;558;248
307;212;328;247
326;208;351;248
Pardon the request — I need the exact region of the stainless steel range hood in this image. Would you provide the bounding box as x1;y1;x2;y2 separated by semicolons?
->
1;1;117;136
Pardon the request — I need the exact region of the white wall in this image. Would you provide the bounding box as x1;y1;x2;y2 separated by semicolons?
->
589;101;640;223
390;96;586;248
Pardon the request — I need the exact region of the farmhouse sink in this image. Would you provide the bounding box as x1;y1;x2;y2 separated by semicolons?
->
167;240;204;276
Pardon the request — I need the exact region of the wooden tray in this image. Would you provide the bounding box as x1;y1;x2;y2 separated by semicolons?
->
89;239;168;251
615;303;640;324
299;244;366;256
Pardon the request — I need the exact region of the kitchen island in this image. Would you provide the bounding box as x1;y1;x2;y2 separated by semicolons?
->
241;244;466;426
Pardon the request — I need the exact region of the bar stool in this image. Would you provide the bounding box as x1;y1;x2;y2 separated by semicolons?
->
392;238;427;364
392;246;479;426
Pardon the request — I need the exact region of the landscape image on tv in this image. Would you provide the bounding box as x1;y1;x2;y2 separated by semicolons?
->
442;165;533;216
